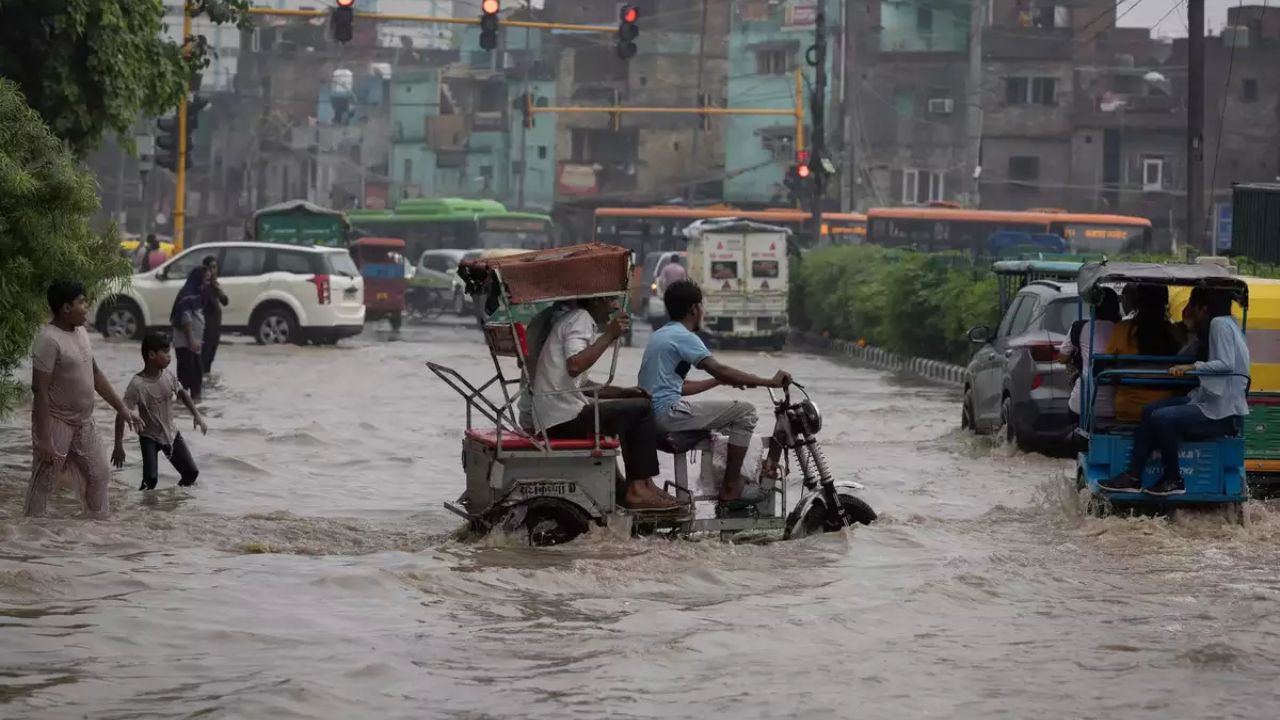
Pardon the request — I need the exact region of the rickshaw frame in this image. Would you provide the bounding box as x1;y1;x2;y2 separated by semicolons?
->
1076;261;1251;513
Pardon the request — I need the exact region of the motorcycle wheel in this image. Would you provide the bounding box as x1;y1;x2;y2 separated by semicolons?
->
785;494;877;539
502;498;590;547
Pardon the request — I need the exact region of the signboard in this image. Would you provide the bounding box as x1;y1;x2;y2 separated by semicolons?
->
1215;202;1233;253
480;217;549;233
556;162;598;196
257;214;346;247
782;2;816;30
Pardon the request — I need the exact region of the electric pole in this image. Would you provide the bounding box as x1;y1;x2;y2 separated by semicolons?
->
686;0;710;204
517;0;530;211
1187;0;1205;252
807;0;827;246
966;0;986;209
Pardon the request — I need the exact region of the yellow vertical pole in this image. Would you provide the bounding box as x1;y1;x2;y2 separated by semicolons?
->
794;67;804;154
174;4;193;253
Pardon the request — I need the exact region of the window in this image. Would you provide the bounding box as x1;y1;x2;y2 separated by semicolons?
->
1142;156;1164;191
917;7;933;33
902;168;944;204
1006;76;1056;106
423;254;456;273
1008;156;1041;181
537;146;548;160
402;157;413;182
894;88;915;117
1044;300;1080;335
272;250;316;275
761;132;794;161
997;297;1027;338
756;49;791;75
323;252;360;278
1243;78;1259;102
162;250;213;280
1006;296;1038;337
221;247;267;277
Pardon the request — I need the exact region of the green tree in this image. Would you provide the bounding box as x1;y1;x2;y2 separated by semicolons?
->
0;79;128;413
0;0;251;157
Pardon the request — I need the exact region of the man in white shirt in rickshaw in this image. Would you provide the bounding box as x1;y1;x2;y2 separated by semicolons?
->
526;297;681;510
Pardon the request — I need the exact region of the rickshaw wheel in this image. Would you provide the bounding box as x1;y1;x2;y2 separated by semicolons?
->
787;496;877;539
512;498;590;547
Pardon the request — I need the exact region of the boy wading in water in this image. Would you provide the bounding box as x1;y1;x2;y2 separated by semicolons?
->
113;333;208;490
28;281;143;518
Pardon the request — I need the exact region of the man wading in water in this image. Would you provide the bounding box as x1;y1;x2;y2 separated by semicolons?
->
27;281;144;518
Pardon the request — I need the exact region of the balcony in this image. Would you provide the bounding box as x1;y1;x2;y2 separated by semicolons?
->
985;28;1072;61
1073;92;1185;130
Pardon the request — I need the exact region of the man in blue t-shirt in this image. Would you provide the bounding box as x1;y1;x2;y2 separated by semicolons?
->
638;280;791;507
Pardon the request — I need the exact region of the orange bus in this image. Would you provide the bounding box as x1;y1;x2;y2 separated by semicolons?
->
591;206;867;257
864;207;1154;254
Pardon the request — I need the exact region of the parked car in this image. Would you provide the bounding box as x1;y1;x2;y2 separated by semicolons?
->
93;242;365;345
962;279;1082;450
645;251;687;329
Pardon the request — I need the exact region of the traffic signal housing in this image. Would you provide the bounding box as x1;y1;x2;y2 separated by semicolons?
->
616;5;639;60
784;152;814;207
480;0;500;51
332;0;355;44
155;116;189;173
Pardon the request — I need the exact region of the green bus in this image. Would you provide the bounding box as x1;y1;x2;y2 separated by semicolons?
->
251;200;351;247
348;198;555;261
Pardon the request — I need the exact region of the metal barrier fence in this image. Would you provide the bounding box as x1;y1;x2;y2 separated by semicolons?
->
790;331;965;387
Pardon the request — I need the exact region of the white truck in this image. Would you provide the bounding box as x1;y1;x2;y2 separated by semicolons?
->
683;218;790;350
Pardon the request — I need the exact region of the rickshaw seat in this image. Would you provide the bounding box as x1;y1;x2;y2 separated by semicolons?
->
657;430;712;454
465;428;620;451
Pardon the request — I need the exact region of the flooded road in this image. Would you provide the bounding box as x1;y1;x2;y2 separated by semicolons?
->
4;325;1280;719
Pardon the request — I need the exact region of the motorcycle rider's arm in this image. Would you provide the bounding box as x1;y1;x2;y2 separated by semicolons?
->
697;356;789;389
681;378;721;395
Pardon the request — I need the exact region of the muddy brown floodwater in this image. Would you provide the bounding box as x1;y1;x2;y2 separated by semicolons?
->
3;325;1280;719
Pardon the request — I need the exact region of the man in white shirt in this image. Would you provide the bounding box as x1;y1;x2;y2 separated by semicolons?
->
527;297;679;510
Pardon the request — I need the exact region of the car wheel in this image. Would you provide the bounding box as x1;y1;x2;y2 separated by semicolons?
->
101;299;143;341
452;289;466;316
1002;395;1031;451
253;306;298;345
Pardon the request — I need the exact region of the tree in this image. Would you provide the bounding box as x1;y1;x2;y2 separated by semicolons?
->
0;0;251;157
0;79;128;413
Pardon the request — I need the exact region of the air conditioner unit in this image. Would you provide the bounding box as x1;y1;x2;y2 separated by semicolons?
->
928;98;954;114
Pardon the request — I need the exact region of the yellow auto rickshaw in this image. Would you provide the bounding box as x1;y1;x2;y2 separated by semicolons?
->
1171;276;1280;496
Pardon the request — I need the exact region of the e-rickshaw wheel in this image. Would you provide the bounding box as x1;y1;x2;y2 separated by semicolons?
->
389;310;403;332
788;495;877;539
504;498;591;547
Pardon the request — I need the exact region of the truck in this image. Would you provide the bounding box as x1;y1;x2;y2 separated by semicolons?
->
249;199;351;248
683;218;790;350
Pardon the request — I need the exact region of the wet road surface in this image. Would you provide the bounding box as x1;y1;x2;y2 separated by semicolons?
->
3;324;1280;719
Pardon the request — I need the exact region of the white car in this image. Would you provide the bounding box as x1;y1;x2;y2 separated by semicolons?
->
415;249;470;315
93;242;365;345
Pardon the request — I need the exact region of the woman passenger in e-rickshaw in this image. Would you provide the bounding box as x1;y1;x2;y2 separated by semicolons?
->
1102;284;1182;422
1059;287;1121;426
1101;288;1251;496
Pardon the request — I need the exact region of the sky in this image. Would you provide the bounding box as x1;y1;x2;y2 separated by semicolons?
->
1121;1;1234;38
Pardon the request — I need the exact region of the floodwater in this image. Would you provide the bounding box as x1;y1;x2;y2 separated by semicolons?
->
3;324;1280;719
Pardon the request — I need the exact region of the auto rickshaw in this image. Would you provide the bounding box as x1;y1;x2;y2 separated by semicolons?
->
1170;276;1280;497
350;237;407;332
1076;261;1251;520
427;243;875;545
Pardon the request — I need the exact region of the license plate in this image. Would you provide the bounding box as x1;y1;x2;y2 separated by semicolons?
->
517;481;577;497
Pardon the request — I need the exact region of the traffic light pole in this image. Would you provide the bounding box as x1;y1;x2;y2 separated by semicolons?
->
807;0;827;247
174;4;193;253
244;6;615;34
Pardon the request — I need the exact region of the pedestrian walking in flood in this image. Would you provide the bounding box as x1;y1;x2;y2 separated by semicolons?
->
27;280;144;518
169;266;210;401
112;332;208;490
201;256;228;375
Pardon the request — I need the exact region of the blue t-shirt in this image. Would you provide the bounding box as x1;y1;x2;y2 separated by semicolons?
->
638;322;712;416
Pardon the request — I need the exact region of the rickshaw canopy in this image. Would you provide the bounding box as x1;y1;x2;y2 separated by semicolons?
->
1078;261;1250;307
458;243;631;305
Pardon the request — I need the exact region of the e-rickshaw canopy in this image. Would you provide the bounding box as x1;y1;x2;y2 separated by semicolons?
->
1078;261;1250;307
351;236;406;250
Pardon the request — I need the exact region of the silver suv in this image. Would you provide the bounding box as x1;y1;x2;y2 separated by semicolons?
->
963;280;1083;451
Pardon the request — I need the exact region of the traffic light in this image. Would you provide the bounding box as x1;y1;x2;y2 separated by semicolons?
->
155;116;189;173
784;151;813;207
480;0;500;51
332;0;355;44
616;4;639;60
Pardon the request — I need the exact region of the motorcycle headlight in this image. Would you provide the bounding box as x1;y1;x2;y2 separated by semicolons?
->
799;399;822;434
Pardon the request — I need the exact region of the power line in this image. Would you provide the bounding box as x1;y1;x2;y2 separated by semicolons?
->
1207;0;1250;222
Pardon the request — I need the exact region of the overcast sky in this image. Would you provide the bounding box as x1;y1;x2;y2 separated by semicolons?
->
1120;1;1234;38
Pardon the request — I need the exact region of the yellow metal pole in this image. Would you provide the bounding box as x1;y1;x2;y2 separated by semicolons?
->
532;105;797;116
245;6;613;33
794;67;804;154
174;4;193;253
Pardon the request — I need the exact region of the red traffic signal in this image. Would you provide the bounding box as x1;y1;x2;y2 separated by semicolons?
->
796;164;812;179
616;4;639;59
479;0;500;51
621;5;639;23
482;0;499;13
336;0;354;7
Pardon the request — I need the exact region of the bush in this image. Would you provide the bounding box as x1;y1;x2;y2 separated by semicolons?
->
792;246;999;365
0;79;127;415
